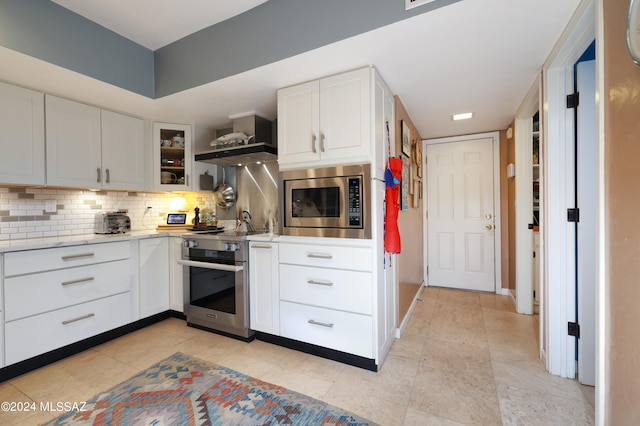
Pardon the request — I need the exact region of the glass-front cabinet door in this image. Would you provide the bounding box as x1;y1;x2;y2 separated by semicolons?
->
153;122;192;190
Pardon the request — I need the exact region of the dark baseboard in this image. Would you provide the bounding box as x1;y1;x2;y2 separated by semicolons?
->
0;310;184;383
0;312;378;383
255;331;378;372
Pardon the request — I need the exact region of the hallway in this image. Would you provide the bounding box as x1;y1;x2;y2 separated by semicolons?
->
401;287;595;424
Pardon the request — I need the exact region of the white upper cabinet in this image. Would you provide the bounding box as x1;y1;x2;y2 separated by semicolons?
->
0;82;45;185
277;80;319;165
101;110;145;190
277;67;371;169
45;95;144;190
152;122;192;191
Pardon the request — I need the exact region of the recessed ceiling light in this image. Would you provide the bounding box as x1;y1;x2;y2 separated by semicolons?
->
451;112;474;121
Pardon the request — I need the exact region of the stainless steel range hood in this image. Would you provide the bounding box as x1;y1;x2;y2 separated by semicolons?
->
195;115;277;166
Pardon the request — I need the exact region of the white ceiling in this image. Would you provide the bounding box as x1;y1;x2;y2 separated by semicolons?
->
0;0;582;141
51;0;270;51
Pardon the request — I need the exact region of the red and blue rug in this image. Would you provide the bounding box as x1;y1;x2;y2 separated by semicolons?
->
45;352;376;425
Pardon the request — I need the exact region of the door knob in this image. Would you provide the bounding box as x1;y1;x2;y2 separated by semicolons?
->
486;224;493;230
485;213;492;219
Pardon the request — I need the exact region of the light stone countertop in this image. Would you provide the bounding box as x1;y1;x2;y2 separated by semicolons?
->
0;230;187;253
0;230;280;253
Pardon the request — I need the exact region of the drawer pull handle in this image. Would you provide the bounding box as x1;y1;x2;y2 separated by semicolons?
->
308;319;334;328
61;277;95;286
307;253;333;260
62;313;95;325
61;253;95;261
252;244;272;249
307;279;333;287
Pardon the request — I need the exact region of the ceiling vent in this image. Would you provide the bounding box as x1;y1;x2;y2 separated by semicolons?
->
405;0;436;10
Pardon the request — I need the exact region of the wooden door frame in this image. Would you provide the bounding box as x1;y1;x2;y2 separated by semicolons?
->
422;131;502;293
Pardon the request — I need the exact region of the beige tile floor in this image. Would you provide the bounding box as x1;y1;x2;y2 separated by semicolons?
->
0;287;595;425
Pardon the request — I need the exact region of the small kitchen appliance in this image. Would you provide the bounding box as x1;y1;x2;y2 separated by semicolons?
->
94;211;131;234
280;164;371;239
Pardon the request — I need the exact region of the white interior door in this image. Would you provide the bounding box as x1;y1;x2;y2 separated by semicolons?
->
426;137;495;292
576;59;596;386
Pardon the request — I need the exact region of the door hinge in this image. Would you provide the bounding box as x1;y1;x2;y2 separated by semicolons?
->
567;208;580;223
567;92;580;109
568;322;581;338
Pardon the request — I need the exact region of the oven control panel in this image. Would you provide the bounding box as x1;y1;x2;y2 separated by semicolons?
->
183;240;199;248
224;242;241;251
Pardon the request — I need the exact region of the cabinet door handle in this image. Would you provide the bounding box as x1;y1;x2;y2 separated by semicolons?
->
96;167;101;183
61;253;95;261
307;279;333;287
308;319;334;328
105;168;110;183
62;313;95;325
252;244;272;249
61;277;95;286
307;253;333;260
186;174;189;186
311;134;317;153
320;132;325;152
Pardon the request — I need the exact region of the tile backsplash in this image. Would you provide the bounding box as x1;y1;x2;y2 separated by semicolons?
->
0;187;218;241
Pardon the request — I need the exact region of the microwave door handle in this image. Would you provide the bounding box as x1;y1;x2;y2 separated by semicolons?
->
177;259;244;272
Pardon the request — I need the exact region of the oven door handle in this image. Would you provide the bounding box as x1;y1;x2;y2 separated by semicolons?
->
177;259;244;272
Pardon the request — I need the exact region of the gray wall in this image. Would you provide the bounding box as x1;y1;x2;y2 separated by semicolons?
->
0;0;460;98
0;0;154;97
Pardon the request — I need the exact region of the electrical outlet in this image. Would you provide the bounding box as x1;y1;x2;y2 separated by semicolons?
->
45;200;57;213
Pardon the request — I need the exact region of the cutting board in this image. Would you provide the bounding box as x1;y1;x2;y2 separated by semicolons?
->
156;224;191;231
199;171;214;191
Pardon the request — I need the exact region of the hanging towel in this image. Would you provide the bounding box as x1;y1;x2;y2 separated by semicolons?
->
384;121;402;254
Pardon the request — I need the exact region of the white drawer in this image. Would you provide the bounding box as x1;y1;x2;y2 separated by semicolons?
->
4;241;130;276
4;259;130;322
4;292;131;366
280;301;373;358
279;264;372;315
279;242;372;271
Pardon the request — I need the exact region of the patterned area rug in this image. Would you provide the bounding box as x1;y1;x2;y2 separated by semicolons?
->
45;352;376;425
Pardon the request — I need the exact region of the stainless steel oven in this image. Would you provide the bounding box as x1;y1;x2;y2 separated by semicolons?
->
178;233;254;341
280;164;371;239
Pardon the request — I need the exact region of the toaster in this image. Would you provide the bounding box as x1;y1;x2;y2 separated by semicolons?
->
95;211;131;234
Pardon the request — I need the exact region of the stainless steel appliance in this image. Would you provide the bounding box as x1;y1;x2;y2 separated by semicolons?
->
195;115;277;166
94;211;131;234
280;164;371;239
178;231;255;341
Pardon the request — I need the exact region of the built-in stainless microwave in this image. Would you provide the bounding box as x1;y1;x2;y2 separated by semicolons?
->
280;164;371;239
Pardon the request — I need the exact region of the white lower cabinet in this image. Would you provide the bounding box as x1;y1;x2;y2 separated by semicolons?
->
4;260;130;322
249;241;279;335
280;301;373;358
278;239;376;361
279;264;372;315
3;241;133;366
169;236;184;312
5;293;131;366
139;237;170;318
